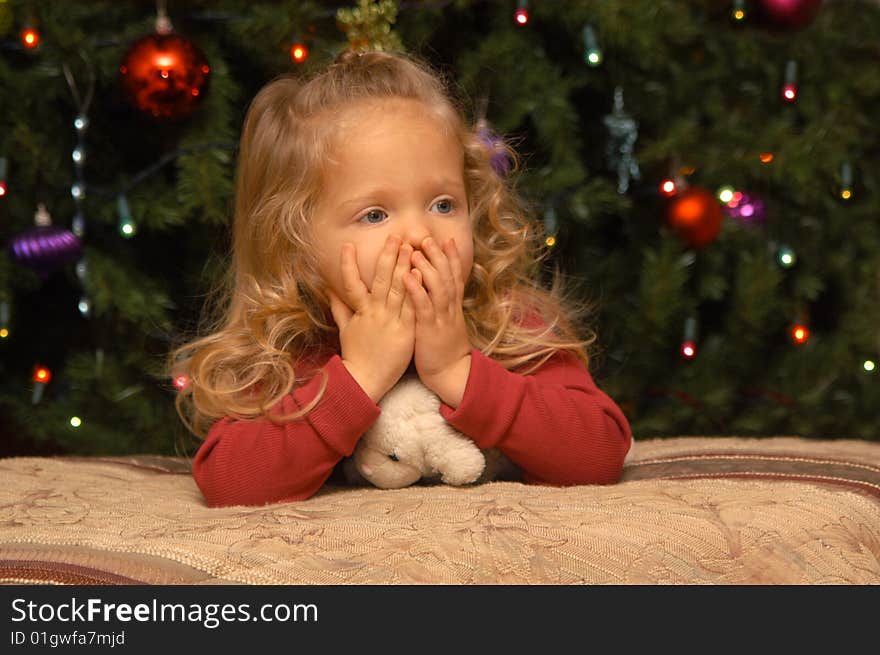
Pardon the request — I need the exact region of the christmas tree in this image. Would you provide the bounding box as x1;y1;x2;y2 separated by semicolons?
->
1;0;878;457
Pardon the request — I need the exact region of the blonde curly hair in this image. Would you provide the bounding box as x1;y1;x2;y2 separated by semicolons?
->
168;49;598;439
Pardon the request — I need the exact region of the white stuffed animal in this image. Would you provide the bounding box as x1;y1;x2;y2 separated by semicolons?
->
343;375;521;489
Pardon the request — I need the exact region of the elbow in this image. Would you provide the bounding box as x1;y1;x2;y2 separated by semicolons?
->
567;403;631;486
570;415;630;486
593;457;625;485
192;451;324;508
194;465;322;507
590;416;630;485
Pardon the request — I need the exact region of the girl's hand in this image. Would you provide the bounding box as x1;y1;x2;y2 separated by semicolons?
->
328;234;416;403
403;236;473;403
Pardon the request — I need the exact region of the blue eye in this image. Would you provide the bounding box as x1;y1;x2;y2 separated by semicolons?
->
359;209;387;225
357;199;456;224
433;198;455;214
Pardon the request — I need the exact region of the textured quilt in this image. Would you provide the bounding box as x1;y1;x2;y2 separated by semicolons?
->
1;437;878;584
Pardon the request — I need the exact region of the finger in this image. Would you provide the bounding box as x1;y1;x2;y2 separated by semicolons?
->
371;234;402;304
340;243;369;312
404;268;433;321
400;277;415;324
388;243;411;313
422;236;455;293
327;288;352;330
444;237;464;303
412;244;447;308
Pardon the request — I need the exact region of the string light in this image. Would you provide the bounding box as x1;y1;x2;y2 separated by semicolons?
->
117;193;136;237
63;55;95;322
32;365;51;404
680;316;698;360
777;245;796;268
791;323;809;345
70;416;83;428
173;374;190;390
731;0;746;22
0;300;9;338
760;152;774;164
21;26;39;49
514;0;529;25
840;161;853;200
543;206;558;248
864;360;876;373
717;186;735;204
782;60;798;102
582;25;602;66
0;157;7;197
660;179;677;196
72;212;85;237
290;42;308;63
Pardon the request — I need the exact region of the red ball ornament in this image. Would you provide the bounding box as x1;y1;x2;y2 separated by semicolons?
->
757;0;822;30
119;32;210;120
666;187;723;249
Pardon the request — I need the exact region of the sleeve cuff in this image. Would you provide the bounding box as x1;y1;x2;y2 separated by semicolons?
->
302;353;382;457
439;348;522;449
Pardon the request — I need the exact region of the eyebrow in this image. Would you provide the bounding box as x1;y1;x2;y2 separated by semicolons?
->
336;179;466;211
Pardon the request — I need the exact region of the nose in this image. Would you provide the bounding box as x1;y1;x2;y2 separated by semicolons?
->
395;214;432;252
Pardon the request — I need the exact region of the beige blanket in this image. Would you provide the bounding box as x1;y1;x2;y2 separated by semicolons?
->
1;436;878;584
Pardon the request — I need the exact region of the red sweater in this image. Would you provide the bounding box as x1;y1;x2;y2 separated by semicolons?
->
193;344;633;508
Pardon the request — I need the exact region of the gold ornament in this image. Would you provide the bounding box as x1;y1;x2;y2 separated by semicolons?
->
336;0;403;53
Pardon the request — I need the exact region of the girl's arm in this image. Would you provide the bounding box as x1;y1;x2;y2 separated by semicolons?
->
438;347;633;486
192;354;381;507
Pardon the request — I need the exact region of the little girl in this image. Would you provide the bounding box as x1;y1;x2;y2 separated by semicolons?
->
169;49;633;508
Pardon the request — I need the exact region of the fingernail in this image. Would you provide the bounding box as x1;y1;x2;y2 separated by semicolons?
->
423;237;433;248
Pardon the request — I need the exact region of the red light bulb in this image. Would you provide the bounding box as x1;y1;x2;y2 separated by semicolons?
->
22;28;40;49
33;365;51;384
290;43;308;63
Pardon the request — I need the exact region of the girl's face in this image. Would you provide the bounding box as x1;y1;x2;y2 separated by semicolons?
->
312;98;473;310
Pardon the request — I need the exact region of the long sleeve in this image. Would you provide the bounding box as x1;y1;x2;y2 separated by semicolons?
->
192;354;381;507
438;347;633;486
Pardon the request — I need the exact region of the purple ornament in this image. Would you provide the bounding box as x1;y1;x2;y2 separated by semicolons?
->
724;191;766;225
476;119;511;178
10;225;82;278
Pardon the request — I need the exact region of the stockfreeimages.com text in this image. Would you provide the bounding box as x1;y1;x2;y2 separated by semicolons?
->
11;597;317;629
